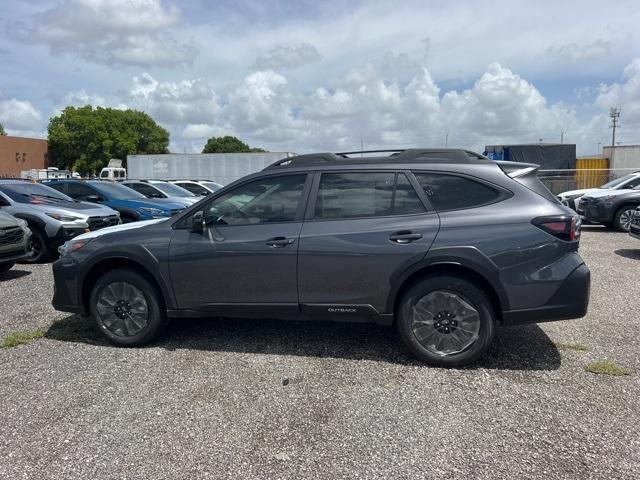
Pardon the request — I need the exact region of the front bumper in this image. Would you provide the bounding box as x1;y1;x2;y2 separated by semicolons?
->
51;256;85;314
577;200;613;223
502;263;590;325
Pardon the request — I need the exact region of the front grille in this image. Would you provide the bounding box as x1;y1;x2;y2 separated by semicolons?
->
170;209;184;216
0;226;24;247
87;215;120;231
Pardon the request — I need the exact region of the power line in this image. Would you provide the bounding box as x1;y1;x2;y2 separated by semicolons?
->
609;107;621;147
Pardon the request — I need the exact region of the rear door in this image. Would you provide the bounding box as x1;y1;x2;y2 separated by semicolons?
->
297;170;440;316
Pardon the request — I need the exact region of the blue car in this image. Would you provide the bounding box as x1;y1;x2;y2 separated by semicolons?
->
45;180;185;222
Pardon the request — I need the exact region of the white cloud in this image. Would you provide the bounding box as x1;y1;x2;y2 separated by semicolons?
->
596;59;640;127
127;72;221;125
252;43;322;70
0;98;43;136
547;39;612;62
16;0;194;67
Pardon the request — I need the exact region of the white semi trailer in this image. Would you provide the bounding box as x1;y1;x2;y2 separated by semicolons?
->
127;152;295;185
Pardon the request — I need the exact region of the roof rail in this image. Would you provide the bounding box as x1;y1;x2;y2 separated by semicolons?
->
264;148;490;170
336;149;405;157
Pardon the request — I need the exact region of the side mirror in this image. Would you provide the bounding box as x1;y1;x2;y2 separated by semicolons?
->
190;211;205;234
86;195;103;203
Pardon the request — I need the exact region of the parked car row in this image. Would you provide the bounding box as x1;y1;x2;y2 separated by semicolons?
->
0;178;223;264
558;172;640;232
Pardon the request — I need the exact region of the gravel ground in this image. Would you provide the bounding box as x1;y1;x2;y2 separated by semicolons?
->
0;226;639;479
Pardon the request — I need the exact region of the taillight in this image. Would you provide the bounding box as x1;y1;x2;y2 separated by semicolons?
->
532;215;580;241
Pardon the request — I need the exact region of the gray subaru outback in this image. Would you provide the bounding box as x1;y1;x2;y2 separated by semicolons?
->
52;149;590;366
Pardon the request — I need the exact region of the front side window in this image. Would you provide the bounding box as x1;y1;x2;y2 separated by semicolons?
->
414;173;500;211
204;174;306;226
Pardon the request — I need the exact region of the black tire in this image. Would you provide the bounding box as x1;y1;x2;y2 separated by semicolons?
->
396;275;495;367
613;205;637;232
25;227;50;263
0;263;15;274
89;268;167;347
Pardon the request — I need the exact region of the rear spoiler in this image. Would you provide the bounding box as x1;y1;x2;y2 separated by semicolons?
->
495;161;540;178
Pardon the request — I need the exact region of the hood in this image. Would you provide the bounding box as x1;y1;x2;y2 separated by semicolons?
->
0;210;21;227
109;198;185;211
558;188;598;198
583;188;636;200
73;218;168;241
34;202;119;218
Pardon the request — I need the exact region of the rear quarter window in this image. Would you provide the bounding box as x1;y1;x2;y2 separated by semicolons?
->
413;173;502;211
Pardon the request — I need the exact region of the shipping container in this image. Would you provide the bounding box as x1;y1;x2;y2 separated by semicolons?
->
127;152;296;185
603;145;640;170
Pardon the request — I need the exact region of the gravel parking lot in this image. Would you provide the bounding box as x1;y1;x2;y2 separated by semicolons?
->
1;226;639;479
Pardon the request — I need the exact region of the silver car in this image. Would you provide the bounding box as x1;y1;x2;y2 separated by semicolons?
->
0;211;31;273
0;180;120;262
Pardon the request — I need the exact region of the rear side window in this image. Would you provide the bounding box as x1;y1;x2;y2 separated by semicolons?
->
314;172;426;219
414;173;500;211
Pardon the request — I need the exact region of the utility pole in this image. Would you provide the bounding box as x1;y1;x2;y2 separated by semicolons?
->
445;133;449;148
609;107;621;147
560;130;565;144
360;137;363;157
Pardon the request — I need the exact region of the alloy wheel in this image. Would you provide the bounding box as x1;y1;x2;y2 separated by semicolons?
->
619;209;634;231
96;281;149;338
411;290;481;356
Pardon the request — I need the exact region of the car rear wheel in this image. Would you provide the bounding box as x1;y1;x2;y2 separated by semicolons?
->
396;275;495;367
614;205;636;232
89;268;167;346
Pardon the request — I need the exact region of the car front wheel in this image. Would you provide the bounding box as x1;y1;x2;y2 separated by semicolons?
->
89;268;167;346
397;275;495;367
614;205;636;232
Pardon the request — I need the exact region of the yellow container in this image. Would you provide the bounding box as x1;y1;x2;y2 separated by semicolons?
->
575;157;609;189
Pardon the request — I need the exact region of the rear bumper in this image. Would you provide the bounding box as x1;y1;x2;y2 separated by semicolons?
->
502;263;590;325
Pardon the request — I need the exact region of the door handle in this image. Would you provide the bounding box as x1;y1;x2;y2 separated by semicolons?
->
389;231;423;244
266;236;295;248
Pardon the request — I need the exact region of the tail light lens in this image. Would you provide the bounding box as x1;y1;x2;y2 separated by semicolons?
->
532;215;581;241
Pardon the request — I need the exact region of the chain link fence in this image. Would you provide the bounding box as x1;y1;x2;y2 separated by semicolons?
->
538;168;640;195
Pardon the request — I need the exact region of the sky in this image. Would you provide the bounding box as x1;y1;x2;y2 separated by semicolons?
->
1;0;640;156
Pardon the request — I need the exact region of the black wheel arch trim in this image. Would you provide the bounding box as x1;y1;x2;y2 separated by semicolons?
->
79;247;176;312
386;246;509;314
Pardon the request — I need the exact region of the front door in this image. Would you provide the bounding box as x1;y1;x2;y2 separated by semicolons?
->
298;171;440;315
169;173;311;314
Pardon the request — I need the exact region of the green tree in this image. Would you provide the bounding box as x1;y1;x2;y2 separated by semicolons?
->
202;135;266;153
47;106;169;175
0;122;6;136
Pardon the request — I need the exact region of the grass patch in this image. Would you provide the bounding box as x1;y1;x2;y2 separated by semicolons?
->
553;341;589;352
1;329;45;348
585;360;632;376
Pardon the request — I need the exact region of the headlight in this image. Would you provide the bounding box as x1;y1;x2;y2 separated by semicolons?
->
59;238;92;257
17;218;29;230
46;212;84;222
138;207;166;217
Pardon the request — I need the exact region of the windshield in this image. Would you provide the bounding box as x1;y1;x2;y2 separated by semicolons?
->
201;181;223;192
0;182;75;204
88;181;146;200
151;182;195;197
600;174;637;189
